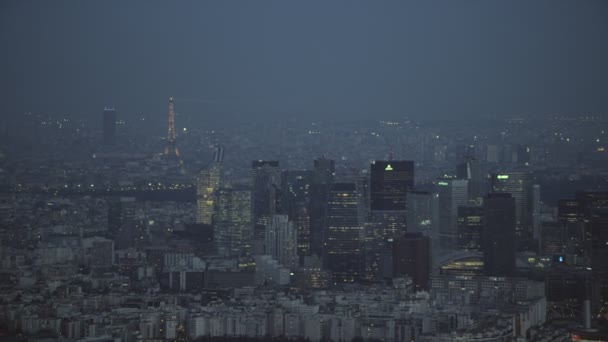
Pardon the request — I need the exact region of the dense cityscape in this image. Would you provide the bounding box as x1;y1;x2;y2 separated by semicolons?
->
2;1;608;341
1;100;607;341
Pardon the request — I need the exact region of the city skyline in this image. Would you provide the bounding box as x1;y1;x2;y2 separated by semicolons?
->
1;1;608;341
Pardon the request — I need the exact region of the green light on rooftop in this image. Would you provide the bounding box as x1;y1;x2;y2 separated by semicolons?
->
497;175;509;180
385;164;393;171
438;181;449;186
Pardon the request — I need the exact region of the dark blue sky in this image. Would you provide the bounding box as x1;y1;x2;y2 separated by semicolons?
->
1;0;607;123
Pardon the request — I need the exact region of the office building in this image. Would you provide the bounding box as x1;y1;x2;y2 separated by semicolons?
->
214;187;253;256
532;184;541;239
310;157;335;256
590;207;608;302
483;193;516;276
540;222;565;257
251;161;281;226
558;199;586;259
437;179;468;251
490;172;533;238
363;161;413;280
325;182;362;283
196;146;224;224
265;215;298;270
406;191;434;237
457;206;484;251
456;158;488;203
283;170;313;258
370;160;414;211
363;211;407;281
114;197;146;250
393;232;431;291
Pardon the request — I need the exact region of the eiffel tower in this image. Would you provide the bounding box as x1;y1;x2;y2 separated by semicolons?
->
163;97;183;166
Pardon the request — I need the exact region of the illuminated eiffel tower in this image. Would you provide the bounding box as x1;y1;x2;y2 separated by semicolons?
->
163;97;183;166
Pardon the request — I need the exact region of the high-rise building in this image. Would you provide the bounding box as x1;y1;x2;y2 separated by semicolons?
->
558;199;584;224
406;191;434;236
456;158;488;203
437;179;469;250
579;192;608;302
483;193;516;276
356;174;371;225
310;157;335;256
362;221;383;281
251;161;281;226
325;182;362;284
457;206;484;251
214;186;253;256
363;210;408;281
364;161;413;281
407;190;440;263
196;146;224;224
114;197;147;250
590;208;608;302
102;107;117;145
283;170;313;259
393;232;431;291
558;199;586;261
265;215;298;270
563;192;608;304
490;172;533;238
540;222;565;257
532;184;542;239
370;160;414;211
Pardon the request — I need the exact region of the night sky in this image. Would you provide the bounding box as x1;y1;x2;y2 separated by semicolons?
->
1;0;607;123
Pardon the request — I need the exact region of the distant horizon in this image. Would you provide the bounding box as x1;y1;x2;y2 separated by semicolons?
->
10;105;607;128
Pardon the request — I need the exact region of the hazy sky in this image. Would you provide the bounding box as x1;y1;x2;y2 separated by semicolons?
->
1;0;607;123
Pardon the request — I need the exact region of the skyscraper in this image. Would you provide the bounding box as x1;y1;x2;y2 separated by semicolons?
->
393;232;431;291
406;191;434;236
364;210;408;281
214;186;253;256
265;215;298;270
532;184;542;239
102;107;116;145
325;182;362;284
283;170;313;259
483;193;516;276
455;157;488;203
363;160;413;280
558;199;586;261
490;172;533;238
370;160;414;211
577;192;608;302
310;157;335;256
251;161;281;226
457;206;484;251
590;207;608;303
437;179;469;251
196;146;224;224
540;222;565;257
114;197;146;250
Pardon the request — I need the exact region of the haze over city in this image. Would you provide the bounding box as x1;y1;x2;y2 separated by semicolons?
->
1;1;608;342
